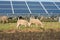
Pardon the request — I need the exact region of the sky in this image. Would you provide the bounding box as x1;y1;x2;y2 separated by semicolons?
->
0;0;60;2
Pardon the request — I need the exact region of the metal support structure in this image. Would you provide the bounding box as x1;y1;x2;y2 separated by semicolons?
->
25;1;32;17
53;2;60;10
39;2;48;14
10;0;14;14
39;2;50;17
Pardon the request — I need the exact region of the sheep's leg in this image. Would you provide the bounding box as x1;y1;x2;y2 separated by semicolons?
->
2;20;5;24
39;22;43;28
41;23;43;28
40;24;45;31
36;24;38;27
25;24;27;27
0;20;2;23
16;23;19;28
6;20;8;23
28;23;31;27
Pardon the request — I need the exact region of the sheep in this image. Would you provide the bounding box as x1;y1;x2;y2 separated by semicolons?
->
29;18;43;28
16;19;31;28
0;16;8;23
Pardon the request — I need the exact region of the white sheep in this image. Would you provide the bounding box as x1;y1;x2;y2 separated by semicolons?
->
16;19;30;28
29;18;43;28
0;16;8;23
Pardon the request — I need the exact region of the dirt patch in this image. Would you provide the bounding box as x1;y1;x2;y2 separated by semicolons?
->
0;28;60;33
0;29;60;40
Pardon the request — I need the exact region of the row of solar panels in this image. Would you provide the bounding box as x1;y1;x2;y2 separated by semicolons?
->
0;1;60;16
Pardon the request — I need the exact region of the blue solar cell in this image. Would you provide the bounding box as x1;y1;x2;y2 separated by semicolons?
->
0;1;10;4
0;9;12;13
27;2;41;7
55;2;60;5
42;2;54;4
55;2;60;8
31;13;48;16
44;6;58;9
27;2;44;11
42;2;55;6
31;10;46;13
0;13;8;16
28;4;41;6
29;6;43;9
30;8;43;10
13;3;26;5
58;6;60;8
14;8;28;10
14;8;28;11
28;6;42;8
0;5;11;8
13;5;27;8
47;10;60;13
12;1;29;13
14;13;29;15
27;2;40;4
14;10;29;13
12;1;25;4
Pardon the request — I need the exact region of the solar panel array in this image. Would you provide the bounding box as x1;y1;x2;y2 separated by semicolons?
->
42;2;60;16
0;1;12;16
0;1;60;16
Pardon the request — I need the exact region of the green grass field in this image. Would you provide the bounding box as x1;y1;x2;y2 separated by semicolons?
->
0;22;60;31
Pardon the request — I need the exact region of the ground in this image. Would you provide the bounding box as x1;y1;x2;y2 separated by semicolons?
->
0;22;60;40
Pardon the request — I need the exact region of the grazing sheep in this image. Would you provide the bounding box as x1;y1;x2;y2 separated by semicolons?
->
29;18;43;28
0;16;8;23
16;19;31;28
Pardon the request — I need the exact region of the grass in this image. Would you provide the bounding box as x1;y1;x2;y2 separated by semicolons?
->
0;23;16;30
0;22;60;31
44;22;60;29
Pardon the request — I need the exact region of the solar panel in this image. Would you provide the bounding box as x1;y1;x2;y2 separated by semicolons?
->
27;2;40;4
58;6;60;8
41;2;55;6
12;1;25;4
42;2;60;15
47;10;60;13
0;9;12;13
14;10;29;13
55;2;60;9
31;10;46;13
42;2;58;10
13;5;27;8
0;1;10;4
27;2;46;14
44;6;58;10
0;1;60;16
28;6;43;10
12;1;30;14
0;1;12;16
0;5;11;8
55;2;60;6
